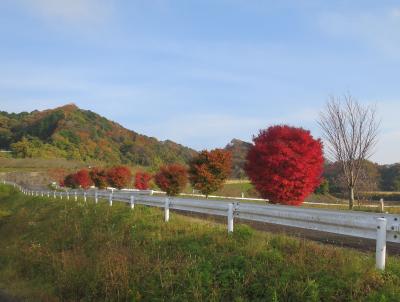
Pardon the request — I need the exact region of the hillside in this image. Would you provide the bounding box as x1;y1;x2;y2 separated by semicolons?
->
0;104;197;169
224;139;252;178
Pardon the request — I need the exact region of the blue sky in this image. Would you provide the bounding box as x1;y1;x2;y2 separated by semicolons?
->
1;0;399;164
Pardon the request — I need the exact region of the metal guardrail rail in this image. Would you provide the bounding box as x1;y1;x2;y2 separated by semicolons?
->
3;180;399;270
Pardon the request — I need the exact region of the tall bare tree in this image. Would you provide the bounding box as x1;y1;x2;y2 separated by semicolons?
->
318;94;379;209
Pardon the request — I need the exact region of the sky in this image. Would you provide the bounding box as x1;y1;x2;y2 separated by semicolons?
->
0;0;399;164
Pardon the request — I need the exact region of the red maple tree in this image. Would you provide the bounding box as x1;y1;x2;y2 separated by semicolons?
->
154;164;188;196
134;171;152;190
90;167;109;189
189;149;232;197
245;125;324;205
74;169;93;189
107;166;132;189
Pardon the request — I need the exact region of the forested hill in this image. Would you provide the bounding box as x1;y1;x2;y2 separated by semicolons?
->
0;104;197;168
224;138;252;178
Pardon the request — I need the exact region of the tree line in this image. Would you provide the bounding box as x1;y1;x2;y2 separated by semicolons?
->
61;149;233;198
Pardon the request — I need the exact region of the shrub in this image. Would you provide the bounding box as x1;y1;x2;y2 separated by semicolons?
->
63;169;93;189
189;149;232;197
63;173;78;189
107;166;132;189
154;164;188;196
90;167;108;189
74;169;93;189
315;178;329;195
134;171;152;190
245;125;324;205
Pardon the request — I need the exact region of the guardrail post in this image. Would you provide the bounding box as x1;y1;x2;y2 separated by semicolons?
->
376;218;387;270
47;192;50;198
130;195;135;209
109;193;113;206
164;197;170;222
53;191;56;199
67;192;69;200
95;191;98;204
379;199;385;213
84;192;87;203
60;192;63;200
74;192;77;201
228;203;234;233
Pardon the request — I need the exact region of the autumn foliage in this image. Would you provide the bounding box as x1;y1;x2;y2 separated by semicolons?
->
63;169;93;189
90;167;109;189
245;125;324;205
107;166;132;189
63;173;78;189
154;164;188;196
134;171;152;190
189;149;232;197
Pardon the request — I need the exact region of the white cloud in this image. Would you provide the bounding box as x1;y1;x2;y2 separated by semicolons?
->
391;8;400;17
318;8;400;58
17;0;113;26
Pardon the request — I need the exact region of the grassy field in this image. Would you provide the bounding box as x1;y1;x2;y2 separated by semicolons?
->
0;157;89;172
1;185;400;301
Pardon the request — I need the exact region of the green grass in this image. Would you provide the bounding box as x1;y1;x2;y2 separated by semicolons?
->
1;184;400;301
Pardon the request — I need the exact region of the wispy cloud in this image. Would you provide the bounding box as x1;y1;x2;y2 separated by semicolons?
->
16;0;114;26
318;7;400;58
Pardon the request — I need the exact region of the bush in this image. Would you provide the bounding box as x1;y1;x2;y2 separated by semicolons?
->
245;125;324;205
189;149;232;197
154;164;188;196
107;166;131;189
315;179;330;195
89;167;108;189
134;171;152;190
74;169;93;189
63;169;93;189
63;173;78;189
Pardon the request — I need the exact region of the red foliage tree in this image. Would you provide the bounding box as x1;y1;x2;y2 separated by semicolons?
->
64;173;78;189
107;166;132;189
245;125;324;205
154;164;188;196
189;149;232;197
90;167;109;189
134;171;152;190
74;169;93;189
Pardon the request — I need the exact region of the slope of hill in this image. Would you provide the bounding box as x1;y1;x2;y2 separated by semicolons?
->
0;104;196;168
224;138;252;178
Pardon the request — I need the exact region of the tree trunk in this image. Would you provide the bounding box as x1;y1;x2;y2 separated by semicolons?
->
349;186;355;210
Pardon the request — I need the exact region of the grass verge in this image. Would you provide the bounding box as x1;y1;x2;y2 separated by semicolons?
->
0;184;400;301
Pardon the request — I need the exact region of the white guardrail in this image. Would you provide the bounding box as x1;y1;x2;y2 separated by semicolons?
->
3;181;399;271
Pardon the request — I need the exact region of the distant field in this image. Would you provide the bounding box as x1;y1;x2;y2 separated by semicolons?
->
1;184;400;301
